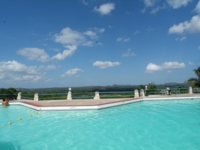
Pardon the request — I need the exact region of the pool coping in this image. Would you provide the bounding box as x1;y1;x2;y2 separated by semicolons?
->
8;98;142;111
1;95;200;111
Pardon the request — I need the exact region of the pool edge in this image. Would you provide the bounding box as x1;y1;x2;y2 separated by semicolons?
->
2;96;200;111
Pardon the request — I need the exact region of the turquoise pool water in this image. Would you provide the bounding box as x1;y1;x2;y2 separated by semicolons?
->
1;99;200;150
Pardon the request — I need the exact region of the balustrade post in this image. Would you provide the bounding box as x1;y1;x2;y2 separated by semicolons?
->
140;89;145;97
67;88;72;100
17;92;21;100
34;93;39;101
166;87;170;95
94;91;100;100
134;89;139;98
189;87;193;94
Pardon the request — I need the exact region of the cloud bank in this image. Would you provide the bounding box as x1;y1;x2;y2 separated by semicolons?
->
17;48;50;62
61;68;83;77
94;3;115;15
0;60;43;82
169;15;200;34
166;0;192;9
122;48;136;57
145;61;185;73
52;45;77;60
93;61;120;69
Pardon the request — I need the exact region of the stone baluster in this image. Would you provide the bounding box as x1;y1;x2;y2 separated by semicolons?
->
189;87;193;94
134;89;139;98
94;91;100;100
140;89;145;97
17;92;21;100
34;93;39;101
166;87;170;95
67;88;72;100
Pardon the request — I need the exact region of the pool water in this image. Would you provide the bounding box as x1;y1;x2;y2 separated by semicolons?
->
1;99;200;150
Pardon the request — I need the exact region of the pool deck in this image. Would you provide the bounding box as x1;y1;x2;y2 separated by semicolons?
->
1;94;200;110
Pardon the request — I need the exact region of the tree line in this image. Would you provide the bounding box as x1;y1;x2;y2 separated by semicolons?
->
187;67;200;88
0;88;18;94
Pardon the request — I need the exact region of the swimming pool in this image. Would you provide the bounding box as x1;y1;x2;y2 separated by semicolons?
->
1;99;200;150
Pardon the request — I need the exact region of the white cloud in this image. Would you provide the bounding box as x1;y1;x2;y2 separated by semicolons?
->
0;60;27;73
52;45;77;60
116;37;130;42
17;48;50;62
82;41;94;46
61;68;83;77
122;48;136;57
18;46;77;61
166;0;192;9
143;0;191;13
141;7;147;13
169;15;200;34
82;0;88;5
176;36;187;41
38;65;56;70
19;27;105;63
0;60;43;82
143;0;158;7
14;75;42;82
94;3;115;15
145;61;185;73
54;27;85;45
147;27;154;32
93;61;120;69
84;28;105;39
151;6;160;14
194;1;200;14
126;11;134;15
123;38;130;42
117;37;123;42
134;30;140;35
161;62;185;69
151;4;166;14
55;27;104;47
145;63;162;73
98;28;105;33
188;61;194;65
84;30;97;39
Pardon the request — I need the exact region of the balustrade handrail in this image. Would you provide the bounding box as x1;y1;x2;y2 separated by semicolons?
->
99;91;134;94
1;87;197;101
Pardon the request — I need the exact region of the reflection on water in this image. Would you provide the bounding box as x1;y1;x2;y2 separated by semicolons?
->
0;141;21;150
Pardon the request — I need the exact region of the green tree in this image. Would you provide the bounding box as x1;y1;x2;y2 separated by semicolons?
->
139;85;145;90
148;82;157;90
6;88;18;94
0;88;6;94
187;67;200;87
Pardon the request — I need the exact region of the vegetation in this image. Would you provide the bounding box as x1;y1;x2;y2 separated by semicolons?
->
187;67;200;87
38;91;134;100
139;85;145;90
147;82;157;90
0;88;18;100
0;82;189;100
0;88;18;94
94;92;134;99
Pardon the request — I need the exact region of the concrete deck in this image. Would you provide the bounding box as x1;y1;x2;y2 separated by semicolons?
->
1;94;200;110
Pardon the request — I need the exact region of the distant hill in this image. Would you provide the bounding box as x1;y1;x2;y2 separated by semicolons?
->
14;82;188;93
157;82;187;88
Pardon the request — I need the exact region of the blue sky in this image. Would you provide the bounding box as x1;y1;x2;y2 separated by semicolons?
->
0;0;200;88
